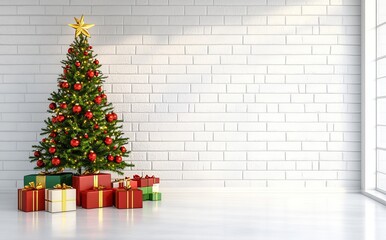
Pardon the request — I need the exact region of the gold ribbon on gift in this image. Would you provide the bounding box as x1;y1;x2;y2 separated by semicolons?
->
94;175;99;188
93;185;105;208
53;183;72;211
36;175;47;188
124;190;134;208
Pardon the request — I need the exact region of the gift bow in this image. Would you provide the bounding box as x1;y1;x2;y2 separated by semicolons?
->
133;174;141;180
93;185;105;191
23;182;43;191
53;183;72;189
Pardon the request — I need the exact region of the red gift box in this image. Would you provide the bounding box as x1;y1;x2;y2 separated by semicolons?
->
17;182;45;212
125;177;138;189
132;174;160;187
114;188;142;209
146;175;160;185
81;188;113;209
72;173;111;206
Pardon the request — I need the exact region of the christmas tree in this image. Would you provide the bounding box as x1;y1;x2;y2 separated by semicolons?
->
30;16;133;175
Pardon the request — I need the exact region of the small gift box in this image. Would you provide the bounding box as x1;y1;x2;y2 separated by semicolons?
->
111;178;125;189
81;186;113;209
125;177;137;189
114;188;143;209
24;172;73;189
132;174;148;187
45;184;76;213
143;193;151;201
150;192;162;201
18;182;45;212
146;175;160;185
152;183;160;193
73;173;111;206
139;186;153;194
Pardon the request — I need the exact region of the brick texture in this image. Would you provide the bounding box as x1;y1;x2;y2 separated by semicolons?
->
0;0;360;190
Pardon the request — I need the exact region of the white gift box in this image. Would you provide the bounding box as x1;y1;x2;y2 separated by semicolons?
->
45;188;76;213
152;183;160;192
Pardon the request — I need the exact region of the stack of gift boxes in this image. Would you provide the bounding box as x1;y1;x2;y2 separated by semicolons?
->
18;173;161;213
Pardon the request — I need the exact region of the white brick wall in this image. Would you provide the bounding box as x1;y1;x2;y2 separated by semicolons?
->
0;0;361;191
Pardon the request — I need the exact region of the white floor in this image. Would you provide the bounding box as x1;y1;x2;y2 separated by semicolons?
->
1;192;386;240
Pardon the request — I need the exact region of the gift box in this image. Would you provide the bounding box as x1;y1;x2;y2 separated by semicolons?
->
24;172;73;189
152;183;160;193
81;188;113;209
111;179;125;189
132;175;160;187
114;188;143;209
125;177;138;189
150;192;162;201
72;173;111;206
143;193;151;201
45;184;76;213
138;186;152;194
147;175;160;185
18;182;45;212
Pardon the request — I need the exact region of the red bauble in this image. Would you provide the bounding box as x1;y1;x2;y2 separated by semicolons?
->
49;102;56;110
106;114;114;123
60;102;67;109
73;82;82;91
70;138;80;147
61;81;69;89
72;104;82;114
52;117;57;123
49;132;57;138
36;159;44;167
63;69;67;74
34;151;40;157
51;156;61;166
113;145;118;150
88;151;97;162
87;70;94;78
94;95;102;104
57;115;65;122
66;65;70;69
107;154;114;162
101;93;107;99
94;124;99;130
112;112;118;120
104;136;113;145
42;138;46;143
88;46;93;50
94;59;99;65
68;48;73;54
103;130;107;134
85;110;93;120
115;155;122;163
75;61;81;67
84;51;88;56
97;86;102;92
48;146;56;154
84;133;89;139
120;146;127;153
95;71;99;77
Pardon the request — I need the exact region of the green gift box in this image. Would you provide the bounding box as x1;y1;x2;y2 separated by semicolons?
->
143;193;151;201
150;192;161;201
138;186;152;194
24;173;73;189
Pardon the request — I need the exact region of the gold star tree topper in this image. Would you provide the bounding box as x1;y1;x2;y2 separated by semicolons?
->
68;15;95;38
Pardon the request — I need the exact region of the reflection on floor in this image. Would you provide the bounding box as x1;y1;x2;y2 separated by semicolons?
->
1;192;386;240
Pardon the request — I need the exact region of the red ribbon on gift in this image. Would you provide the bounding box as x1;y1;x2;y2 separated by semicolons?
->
133;175;141;180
